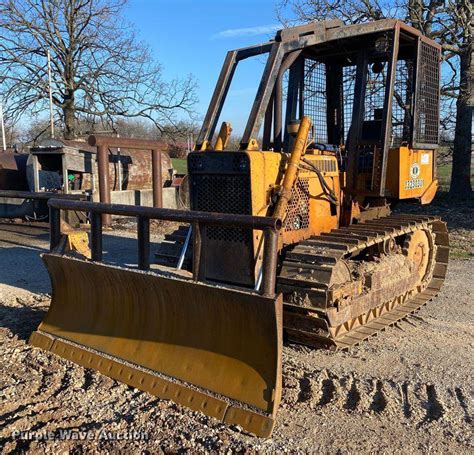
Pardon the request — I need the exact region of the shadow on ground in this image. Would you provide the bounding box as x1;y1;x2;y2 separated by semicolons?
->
0;221;163;294
0;303;47;341
395;191;474;231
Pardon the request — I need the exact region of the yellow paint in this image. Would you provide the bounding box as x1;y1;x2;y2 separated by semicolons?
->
385;147;435;199
273;116;312;221
66;232;91;259
246;150;340;251
214;122;232;151
295;153;340;240
31;254;282;437
246;151;283;265
247;138;259;151
247;151;283;218
420;178;438;204
198;140;212;151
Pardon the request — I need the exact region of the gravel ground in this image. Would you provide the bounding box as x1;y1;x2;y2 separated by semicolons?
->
0;218;473;453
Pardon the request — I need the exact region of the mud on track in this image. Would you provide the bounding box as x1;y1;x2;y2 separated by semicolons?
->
0;222;473;453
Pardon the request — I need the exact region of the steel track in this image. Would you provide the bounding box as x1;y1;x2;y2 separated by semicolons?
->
278;214;449;349
155;214;449;350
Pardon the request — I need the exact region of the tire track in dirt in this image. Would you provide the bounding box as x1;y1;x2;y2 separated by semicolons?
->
281;366;473;426
1;255;473;454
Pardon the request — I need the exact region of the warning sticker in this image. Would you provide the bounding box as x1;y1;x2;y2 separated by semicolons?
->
421;153;430;165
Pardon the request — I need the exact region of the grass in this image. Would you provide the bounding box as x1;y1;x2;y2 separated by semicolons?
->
437;162;474;191
171;156;472;188
449;249;473;260
437;163;451;178
171;158;187;175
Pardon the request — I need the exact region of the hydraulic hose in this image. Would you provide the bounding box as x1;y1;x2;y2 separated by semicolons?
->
273;116;312;220
301;157;339;206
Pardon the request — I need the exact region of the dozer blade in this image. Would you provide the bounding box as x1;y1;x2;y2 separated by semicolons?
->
30;254;282;437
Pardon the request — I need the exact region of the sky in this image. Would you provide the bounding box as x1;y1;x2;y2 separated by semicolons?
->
125;0;291;134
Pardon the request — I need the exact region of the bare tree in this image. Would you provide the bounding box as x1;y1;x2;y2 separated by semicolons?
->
277;0;472;196
0;0;197;140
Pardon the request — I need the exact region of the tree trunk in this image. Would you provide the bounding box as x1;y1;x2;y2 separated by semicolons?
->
449;48;473;197
63;89;76;140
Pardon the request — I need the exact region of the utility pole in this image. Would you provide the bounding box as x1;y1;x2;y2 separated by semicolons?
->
187;132;194;154
47;50;55;138
0;102;6;151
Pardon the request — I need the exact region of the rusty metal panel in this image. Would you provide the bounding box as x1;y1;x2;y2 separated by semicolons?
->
196;50;238;148
241;42;284;148
378;26;401;195
26;145;172;193
0;152;28;190
30;254;282;437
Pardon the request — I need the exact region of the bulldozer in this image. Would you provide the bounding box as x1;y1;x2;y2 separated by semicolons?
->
29;19;448;437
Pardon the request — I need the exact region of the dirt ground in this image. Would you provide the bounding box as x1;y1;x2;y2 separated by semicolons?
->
0;199;473;453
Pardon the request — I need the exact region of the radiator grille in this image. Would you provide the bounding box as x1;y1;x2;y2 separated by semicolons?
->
191;174;252;244
311;158;337;173
285;178;310;232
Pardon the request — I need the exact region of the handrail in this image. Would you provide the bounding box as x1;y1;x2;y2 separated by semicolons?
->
48;199;281;297
0;190;86;201
87;135;168;223
88;135;167;150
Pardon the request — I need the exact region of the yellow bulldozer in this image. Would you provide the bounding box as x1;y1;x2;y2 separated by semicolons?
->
30;19;448;437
